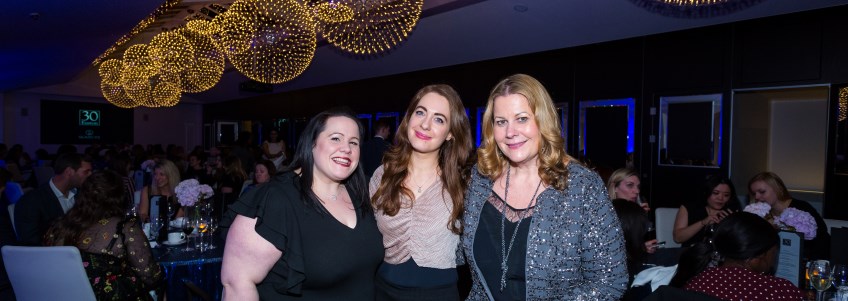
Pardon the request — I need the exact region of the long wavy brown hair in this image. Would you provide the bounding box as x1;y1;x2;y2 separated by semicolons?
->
477;74;572;190
45;170;128;246
372;84;472;234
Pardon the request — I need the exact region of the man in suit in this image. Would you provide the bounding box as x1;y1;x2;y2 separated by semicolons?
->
361;119;392;178
14;153;92;245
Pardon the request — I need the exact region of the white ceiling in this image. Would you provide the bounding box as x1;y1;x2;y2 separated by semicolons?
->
3;0;848;104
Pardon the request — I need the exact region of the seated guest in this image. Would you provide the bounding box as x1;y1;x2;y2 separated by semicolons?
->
15;153;92;245
44;170;164;300
674;212;802;300
612;199;659;301
183;151;214;185
216;155;247;212
240;160;276;197
673;176;741;247
139;159;182;222
608;168;649;212
748;171;830;260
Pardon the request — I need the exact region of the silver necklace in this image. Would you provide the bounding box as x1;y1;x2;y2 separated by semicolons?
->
500;165;543;291
410;169;437;193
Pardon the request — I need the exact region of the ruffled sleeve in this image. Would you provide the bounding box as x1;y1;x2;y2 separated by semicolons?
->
228;172;307;295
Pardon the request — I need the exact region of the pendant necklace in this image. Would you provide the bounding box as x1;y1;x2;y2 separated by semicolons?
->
500;165;543;291
410;168;438;193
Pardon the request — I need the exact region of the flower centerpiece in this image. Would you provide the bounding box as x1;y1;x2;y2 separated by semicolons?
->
175;179;214;207
141;159;156;172
743;202;817;240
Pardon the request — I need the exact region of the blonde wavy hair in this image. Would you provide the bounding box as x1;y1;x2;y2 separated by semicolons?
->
477;74;572;190
151;159;180;195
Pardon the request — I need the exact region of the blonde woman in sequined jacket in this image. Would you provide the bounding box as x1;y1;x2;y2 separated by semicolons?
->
462;74;628;300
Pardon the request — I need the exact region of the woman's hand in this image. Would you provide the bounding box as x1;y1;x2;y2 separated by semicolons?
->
644;239;659;254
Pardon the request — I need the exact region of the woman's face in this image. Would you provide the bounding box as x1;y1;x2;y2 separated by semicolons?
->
254;164;270;184
312;116;361;183
153;167;168;188
269;130;279;142
615;175;640;202
750;180;779;206
492;93;541;166
406;92;453;155
707;183;732;210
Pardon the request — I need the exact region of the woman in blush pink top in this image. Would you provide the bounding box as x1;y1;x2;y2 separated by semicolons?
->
369;84;472;301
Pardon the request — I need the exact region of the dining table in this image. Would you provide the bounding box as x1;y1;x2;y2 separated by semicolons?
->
152;232;224;301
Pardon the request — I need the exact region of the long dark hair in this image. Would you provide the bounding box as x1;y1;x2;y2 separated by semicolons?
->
612;198;649;279
701;175;741;211
669;212;778;287
45;170;128;246
285;107;371;215
372;84;472;234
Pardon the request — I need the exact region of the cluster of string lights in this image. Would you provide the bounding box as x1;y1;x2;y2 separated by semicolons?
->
628;0;765;18
97;0;426;107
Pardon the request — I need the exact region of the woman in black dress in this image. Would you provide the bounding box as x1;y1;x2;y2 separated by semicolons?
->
221;108;384;300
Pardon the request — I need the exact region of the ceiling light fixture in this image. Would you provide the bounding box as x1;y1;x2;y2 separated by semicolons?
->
628;0;765;18
311;0;424;55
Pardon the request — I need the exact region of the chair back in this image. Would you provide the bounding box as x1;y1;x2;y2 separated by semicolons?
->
4;182;24;205
133;170;144;192
1;245;96;301
655;207;681;248
33;166;54;188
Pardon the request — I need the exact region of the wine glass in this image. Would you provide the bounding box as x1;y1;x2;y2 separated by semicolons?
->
808;260;834;301
148;217;163;243
181;218;195;251
206;218;218;250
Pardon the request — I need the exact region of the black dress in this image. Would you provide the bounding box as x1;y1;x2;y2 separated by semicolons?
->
229;171;384;300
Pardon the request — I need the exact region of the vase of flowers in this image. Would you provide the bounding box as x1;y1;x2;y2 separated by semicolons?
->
743;202;817;240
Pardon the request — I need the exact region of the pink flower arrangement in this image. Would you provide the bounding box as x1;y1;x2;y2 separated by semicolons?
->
743;202;817;240
175;179;214;206
774;208;817;240
140;159;156;172
743;202;771;218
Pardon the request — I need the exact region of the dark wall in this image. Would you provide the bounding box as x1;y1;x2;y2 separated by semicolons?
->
205;5;848;218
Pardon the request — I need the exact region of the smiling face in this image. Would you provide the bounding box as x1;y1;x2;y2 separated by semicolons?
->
615;175;641;202
707;183;732;210
492;93;541;166
406;92;453;155
311;116;361;183
750;180;779;206
153;167;169;188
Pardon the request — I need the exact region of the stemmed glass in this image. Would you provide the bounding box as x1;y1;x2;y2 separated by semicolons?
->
181;216;195;252
148;217;163;244
833;264;848;296
808;260;834;301
206;218;218;250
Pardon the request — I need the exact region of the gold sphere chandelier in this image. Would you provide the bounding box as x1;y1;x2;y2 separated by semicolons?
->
175;27;225;93
186;19;221;36
100;81;139;109
217;0;317;84
311;0;423;55
98;59;125;86
148;31;196;73
312;1;355;23
628;0;765;18
121;44;157;82
124;71;182;107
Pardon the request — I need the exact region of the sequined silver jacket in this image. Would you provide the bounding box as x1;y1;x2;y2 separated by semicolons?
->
461;163;628;300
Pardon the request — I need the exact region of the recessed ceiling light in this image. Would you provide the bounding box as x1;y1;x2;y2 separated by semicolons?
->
513;5;528;13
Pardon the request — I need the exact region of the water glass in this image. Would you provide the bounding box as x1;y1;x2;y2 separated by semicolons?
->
834;264;848;289
808;260;833;301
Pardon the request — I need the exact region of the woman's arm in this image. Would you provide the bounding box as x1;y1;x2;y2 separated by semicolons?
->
672;205;709;244
570;173;628;300
139;186;150;222
221;215;283;301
